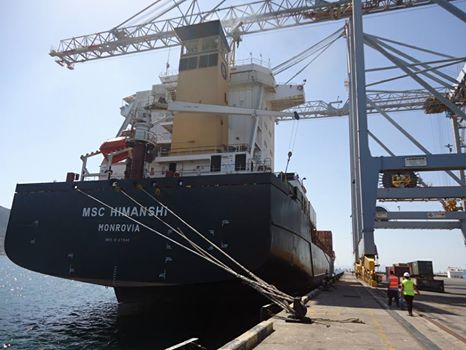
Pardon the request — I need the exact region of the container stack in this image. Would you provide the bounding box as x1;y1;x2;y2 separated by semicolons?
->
385;260;444;292
386;263;410;277
408;260;444;292
408;260;433;279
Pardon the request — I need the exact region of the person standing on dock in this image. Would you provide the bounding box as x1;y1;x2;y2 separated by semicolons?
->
401;272;420;316
387;270;400;308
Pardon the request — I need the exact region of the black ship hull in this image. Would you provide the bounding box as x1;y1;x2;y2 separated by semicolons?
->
6;173;332;307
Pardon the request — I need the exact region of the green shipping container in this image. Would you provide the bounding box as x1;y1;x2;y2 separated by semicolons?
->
409;261;433;277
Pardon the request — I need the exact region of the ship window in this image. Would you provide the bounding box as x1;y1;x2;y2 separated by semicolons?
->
183;40;199;55
235;154;246;171
199;53;218;68
199;55;208;68
291;186;298;199
179;56;198;71
202;37;218;51
210;155;221;172
179;58;187;71
169;163;177;172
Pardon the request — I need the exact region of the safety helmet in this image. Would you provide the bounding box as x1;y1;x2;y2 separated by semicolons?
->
403;272;410;278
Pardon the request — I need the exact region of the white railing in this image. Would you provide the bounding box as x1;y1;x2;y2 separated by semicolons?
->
233;56;270;68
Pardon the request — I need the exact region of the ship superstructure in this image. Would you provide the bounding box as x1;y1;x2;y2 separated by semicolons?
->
87;21;305;184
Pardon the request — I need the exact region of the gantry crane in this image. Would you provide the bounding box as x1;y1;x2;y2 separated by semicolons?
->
51;0;466;286
51;0;439;69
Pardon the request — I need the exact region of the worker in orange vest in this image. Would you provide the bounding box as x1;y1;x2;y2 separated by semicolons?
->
387;270;400;308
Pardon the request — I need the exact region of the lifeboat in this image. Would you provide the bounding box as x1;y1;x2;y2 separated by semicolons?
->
99;137;130;164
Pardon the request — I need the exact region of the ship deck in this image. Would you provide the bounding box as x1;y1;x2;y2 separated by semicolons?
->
220;273;466;350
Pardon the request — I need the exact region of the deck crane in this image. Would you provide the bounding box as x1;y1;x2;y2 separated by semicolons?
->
51;0;466;287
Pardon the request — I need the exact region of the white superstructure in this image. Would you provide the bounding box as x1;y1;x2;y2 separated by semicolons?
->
447;267;465;279
96;61;304;181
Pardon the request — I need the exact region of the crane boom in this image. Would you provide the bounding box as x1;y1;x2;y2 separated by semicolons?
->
150;88;456;119
50;0;437;69
280;88;449;120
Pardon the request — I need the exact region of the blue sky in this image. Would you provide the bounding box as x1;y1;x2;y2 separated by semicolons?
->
1;1;465;271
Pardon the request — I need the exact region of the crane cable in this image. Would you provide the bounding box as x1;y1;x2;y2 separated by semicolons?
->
278;28;343;162
284;35;341;85
288;118;299;152
272;26;345;75
75;186;295;313
112;0;165;30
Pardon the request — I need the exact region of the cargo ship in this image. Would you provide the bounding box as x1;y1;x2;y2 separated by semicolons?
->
5;21;334;309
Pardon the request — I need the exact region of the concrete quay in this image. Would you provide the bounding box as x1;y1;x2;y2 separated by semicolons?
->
242;273;466;350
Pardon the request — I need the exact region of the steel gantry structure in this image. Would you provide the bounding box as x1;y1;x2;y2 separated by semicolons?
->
347;0;465;284
50;0;466;284
51;0;443;69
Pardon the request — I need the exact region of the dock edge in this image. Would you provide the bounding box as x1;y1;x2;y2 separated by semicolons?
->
218;320;274;350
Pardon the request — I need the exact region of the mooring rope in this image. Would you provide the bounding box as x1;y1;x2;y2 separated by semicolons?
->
118;186;294;308
137;186;293;301
76;187;288;306
118;189;292;306
75;186;295;312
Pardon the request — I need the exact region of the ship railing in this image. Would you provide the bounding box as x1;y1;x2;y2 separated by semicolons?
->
157;143;250;157
152;165;273;178
233;56;271;68
80;146;134;182
82;174;101;181
159;69;179;80
159;168;223;177
252;158;272;172
80;150;103;181
148;158;273;178
153;59;274;77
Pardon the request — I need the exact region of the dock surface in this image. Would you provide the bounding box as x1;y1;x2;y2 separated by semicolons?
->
254;273;466;350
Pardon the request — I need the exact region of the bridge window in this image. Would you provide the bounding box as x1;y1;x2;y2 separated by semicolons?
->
235;154;246;171
199;53;218;68
202;37;218;51
179;56;198;71
210;155;221;172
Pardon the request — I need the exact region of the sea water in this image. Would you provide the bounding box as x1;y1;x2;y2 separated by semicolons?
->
0;256;258;349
